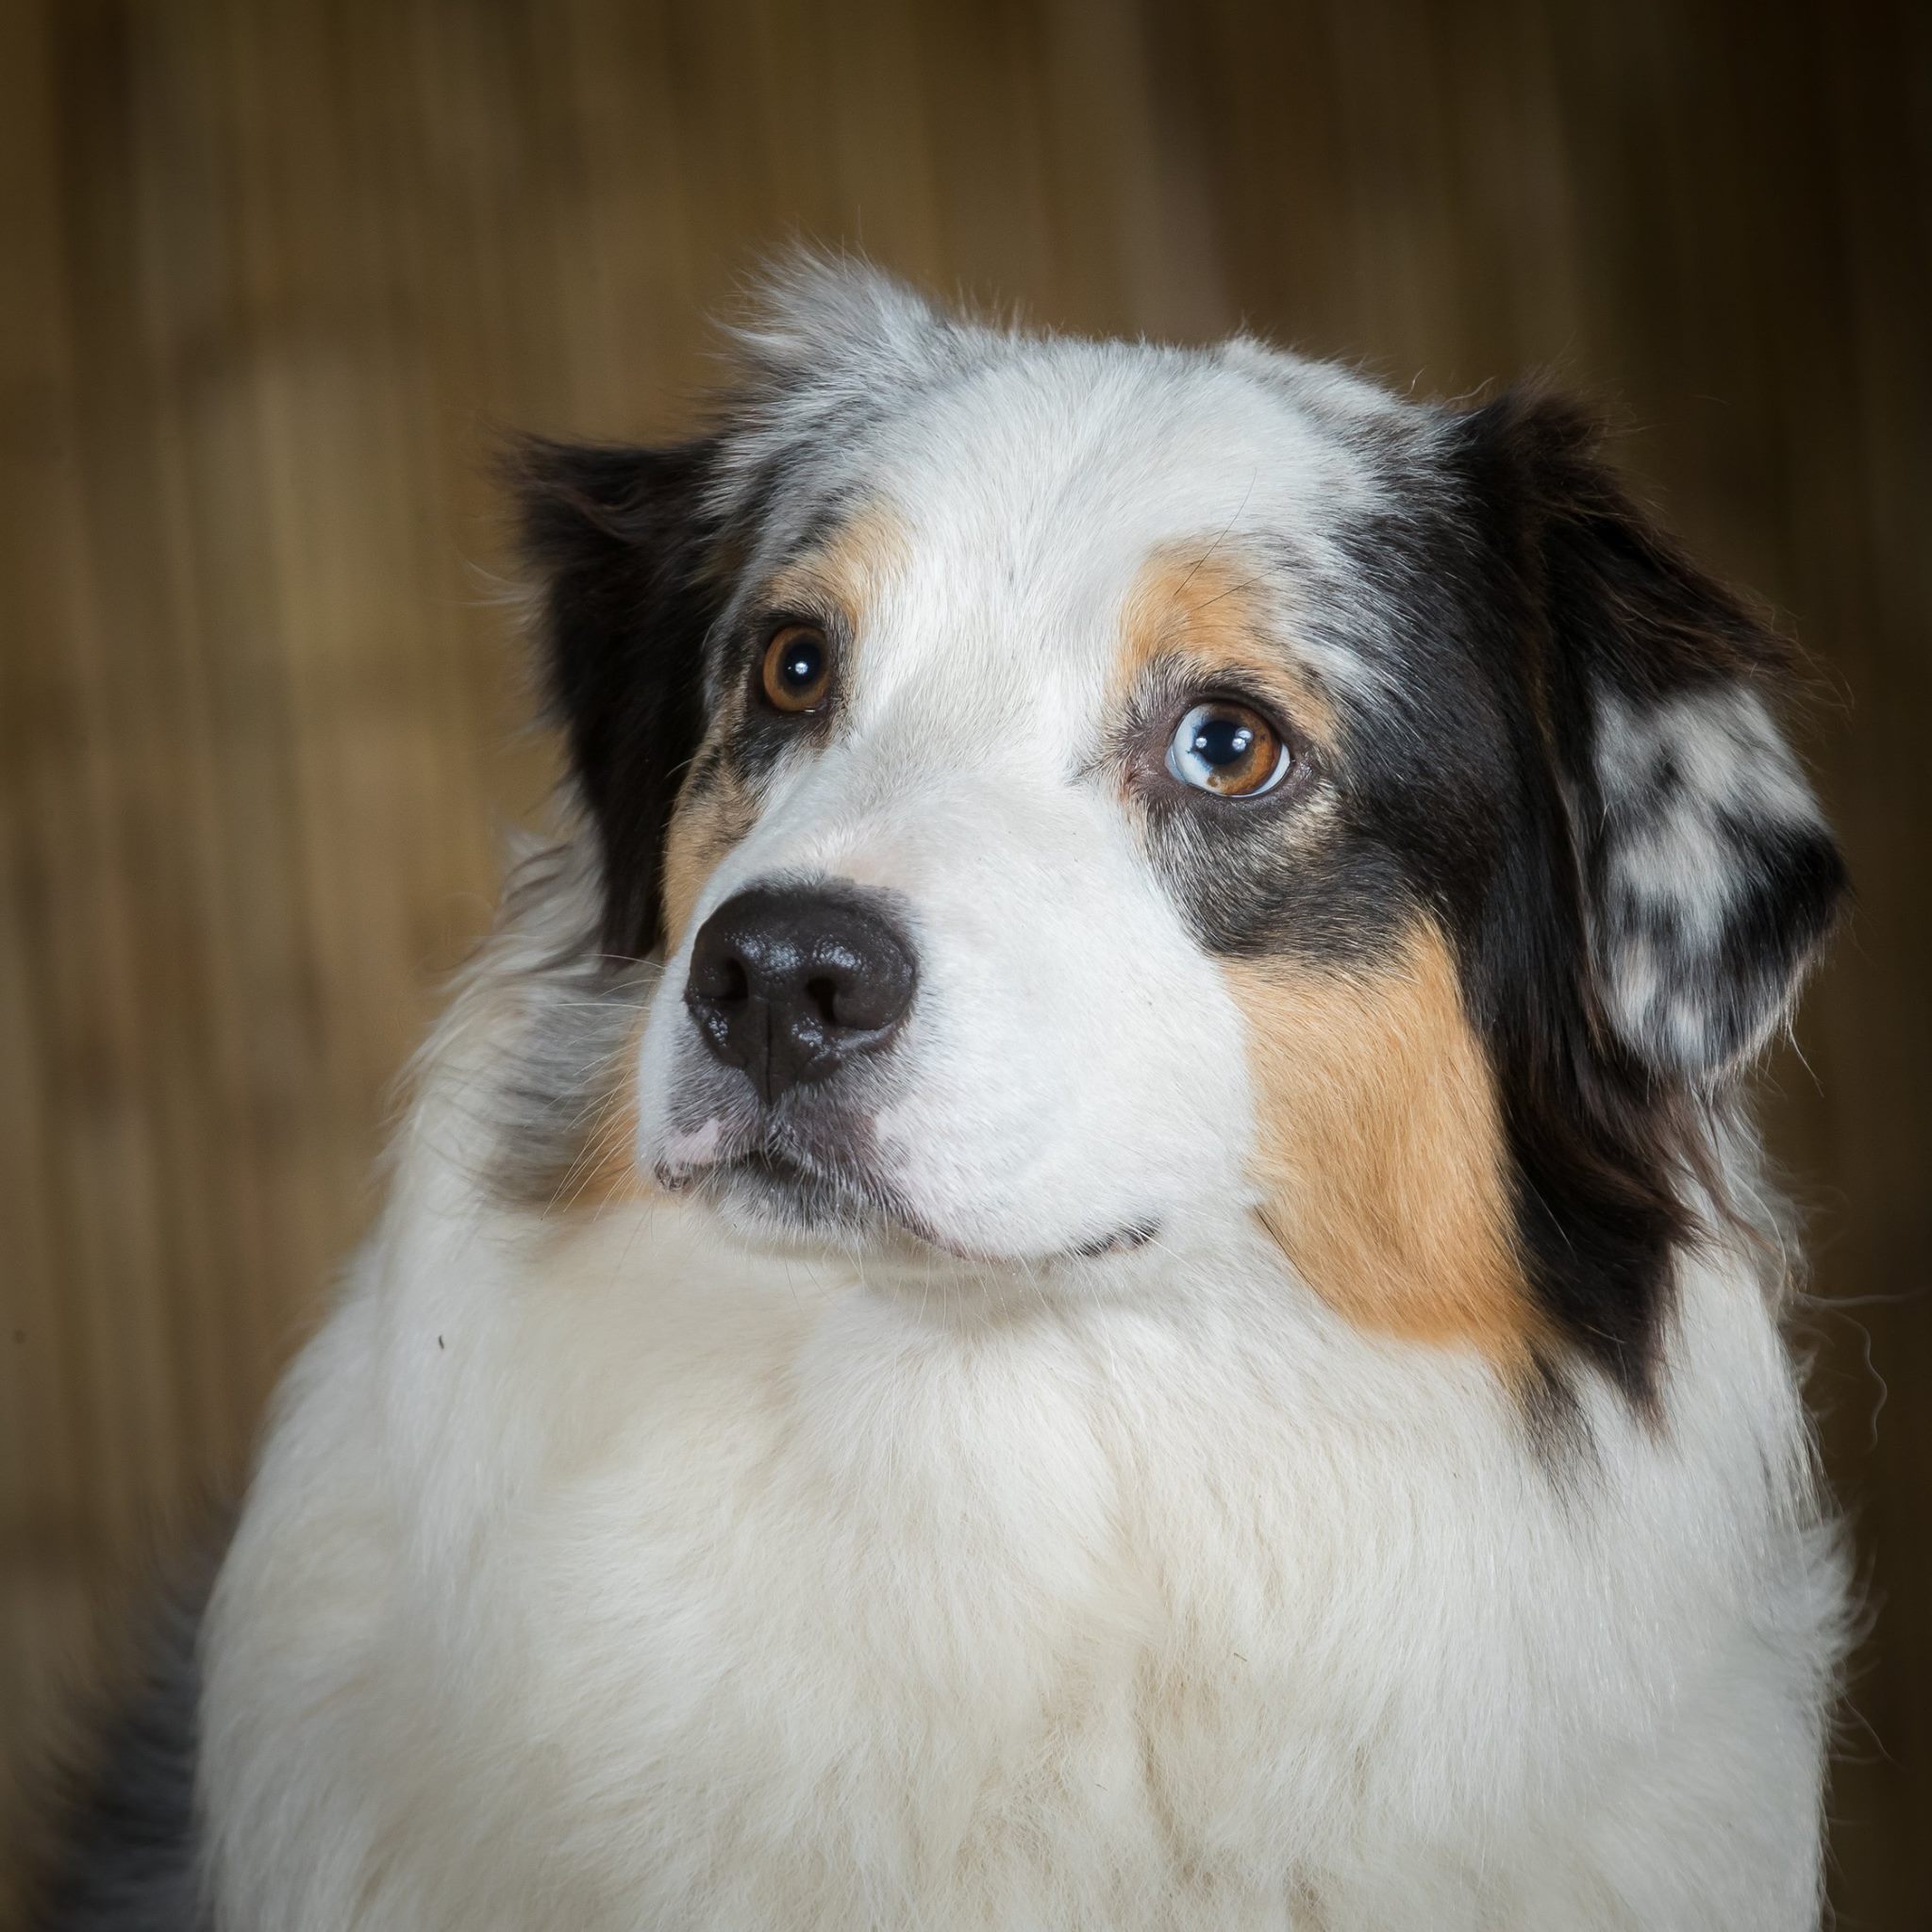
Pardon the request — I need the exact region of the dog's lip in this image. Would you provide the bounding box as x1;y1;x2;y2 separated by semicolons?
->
652;1113;857;1200
654;1113;904;1228
1066;1219;1160;1260
656;1117;1159;1270
652;1116;733;1187
695;1128;989;1259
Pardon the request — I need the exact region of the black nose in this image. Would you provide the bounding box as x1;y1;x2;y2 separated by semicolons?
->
684;885;917;1105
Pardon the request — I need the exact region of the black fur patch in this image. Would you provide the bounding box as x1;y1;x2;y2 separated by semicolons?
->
1487;396;1845;1073
1129;392;1840;1395
513;437;727;961
1424;394;1839;1391
34;1585;208;1932
514;441;880;963
1293;494;1697;1395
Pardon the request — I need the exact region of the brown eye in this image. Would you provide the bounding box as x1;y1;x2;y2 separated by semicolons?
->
1166;700;1289;798
759;625;834;713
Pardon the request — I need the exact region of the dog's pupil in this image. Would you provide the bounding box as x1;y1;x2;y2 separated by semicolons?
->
1193;714;1254;766
783;640;822;689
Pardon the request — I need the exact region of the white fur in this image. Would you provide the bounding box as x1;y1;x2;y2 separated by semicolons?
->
201;1107;1841;1927
198;285;1842;1929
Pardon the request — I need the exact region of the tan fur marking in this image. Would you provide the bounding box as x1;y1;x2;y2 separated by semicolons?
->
661;760;758;956
764;501;909;621
1228;924;1541;1365
554;1057;647;1210
1118;546;1339;743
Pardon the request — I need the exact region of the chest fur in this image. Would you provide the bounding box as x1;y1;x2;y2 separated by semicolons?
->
203;1201;1829;1930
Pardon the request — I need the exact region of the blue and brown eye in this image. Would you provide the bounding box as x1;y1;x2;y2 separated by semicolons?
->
759;625;833;714
1166;700;1290;798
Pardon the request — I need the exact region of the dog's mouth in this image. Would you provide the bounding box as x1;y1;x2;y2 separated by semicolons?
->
655;1111;930;1248
652;1110;1158;1268
713;1138;894;1237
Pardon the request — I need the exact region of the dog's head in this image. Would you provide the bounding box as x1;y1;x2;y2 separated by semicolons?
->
514;260;1842;1391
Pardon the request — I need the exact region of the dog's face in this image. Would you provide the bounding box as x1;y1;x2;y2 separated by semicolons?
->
518;262;1841;1391
645;354;1390;1283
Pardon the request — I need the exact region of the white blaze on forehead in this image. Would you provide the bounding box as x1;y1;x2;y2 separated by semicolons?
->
717;354;1400;822
860;347;1391;640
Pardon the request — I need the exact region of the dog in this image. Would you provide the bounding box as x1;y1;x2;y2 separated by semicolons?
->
46;258;1848;1930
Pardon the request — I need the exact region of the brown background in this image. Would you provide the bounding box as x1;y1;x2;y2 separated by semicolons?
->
2;0;1926;1923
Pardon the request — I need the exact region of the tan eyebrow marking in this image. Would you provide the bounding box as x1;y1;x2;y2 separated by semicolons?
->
1225;919;1545;1371
1117;543;1340;743
762;499;910;622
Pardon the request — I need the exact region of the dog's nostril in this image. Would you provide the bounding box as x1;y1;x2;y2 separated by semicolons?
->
689;954;749;1005
804;974;841;1026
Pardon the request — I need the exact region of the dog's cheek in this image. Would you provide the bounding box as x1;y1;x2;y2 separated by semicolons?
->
1225;920;1546;1369
873;853;1254;1255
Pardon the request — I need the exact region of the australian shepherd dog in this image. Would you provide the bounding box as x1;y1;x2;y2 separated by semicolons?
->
47;259;1848;1930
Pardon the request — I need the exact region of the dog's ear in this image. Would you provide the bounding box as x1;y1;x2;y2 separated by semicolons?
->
1445;395;1846;1390
513;437;723;960
1469;393;1846;1086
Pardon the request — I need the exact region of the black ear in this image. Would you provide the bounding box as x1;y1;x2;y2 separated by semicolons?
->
1472;393;1846;1085
513;437;723;959
1443;395;1846;1395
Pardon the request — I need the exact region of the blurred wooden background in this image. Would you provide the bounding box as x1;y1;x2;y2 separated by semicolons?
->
2;0;1926;1922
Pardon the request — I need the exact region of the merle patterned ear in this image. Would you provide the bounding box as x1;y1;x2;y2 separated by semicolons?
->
513;438;723;959
1481;395;1846;1083
1585;677;1844;1077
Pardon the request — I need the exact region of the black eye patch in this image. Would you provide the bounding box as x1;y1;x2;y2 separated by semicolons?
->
1104;657;1422;969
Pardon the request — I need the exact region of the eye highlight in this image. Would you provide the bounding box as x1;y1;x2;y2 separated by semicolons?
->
1166;700;1291;798
759;624;834;714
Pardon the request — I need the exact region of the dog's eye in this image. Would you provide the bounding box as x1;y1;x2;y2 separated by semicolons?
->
759;625;834;714
1166;701;1289;798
